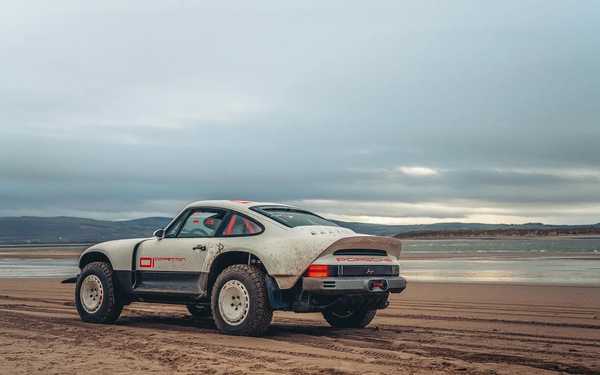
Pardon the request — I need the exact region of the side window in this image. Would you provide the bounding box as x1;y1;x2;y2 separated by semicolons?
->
222;214;263;236
178;210;225;238
164;212;187;238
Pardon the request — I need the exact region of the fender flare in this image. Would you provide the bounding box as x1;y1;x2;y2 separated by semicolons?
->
204;249;277;291
78;248;114;269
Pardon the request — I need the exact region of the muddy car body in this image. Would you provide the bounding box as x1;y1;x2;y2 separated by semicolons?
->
73;200;406;335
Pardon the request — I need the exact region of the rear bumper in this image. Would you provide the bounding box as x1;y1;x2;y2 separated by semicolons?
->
302;275;406;294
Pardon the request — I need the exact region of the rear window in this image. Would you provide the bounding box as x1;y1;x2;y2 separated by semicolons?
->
251;206;338;228
222;214;263;236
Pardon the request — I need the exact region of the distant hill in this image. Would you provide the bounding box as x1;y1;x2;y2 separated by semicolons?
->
333;220;600;238
0;216;599;245
392;225;600;239
0;216;172;244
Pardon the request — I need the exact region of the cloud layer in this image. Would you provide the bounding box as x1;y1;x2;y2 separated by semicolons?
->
1;1;599;224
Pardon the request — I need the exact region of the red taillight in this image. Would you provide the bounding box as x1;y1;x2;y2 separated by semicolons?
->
306;264;330;278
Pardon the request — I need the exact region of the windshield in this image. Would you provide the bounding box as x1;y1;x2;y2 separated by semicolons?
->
251;206;338;228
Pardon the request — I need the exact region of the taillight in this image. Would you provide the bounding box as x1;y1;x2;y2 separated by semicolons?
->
306;264;330;278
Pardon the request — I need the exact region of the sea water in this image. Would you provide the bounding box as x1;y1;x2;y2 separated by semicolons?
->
402;237;600;255
1;238;600;285
0;258;78;278
400;238;600;285
400;257;600;285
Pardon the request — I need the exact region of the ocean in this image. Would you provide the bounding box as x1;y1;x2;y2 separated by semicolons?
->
402;237;600;254
1;237;600;285
398;238;600;285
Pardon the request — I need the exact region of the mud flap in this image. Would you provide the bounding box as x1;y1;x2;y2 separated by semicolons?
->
61;276;78;284
265;276;289;309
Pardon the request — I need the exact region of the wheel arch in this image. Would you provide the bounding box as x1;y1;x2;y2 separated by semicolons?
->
79;250;113;270
206;250;273;296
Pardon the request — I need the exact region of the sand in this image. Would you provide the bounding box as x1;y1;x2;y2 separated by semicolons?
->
0;246;86;259
0;279;598;374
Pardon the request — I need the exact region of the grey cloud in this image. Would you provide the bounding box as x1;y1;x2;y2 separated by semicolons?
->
1;1;599;224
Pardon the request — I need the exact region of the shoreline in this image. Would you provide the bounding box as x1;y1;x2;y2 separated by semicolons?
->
3;251;600;259
2;247;600;287
400;235;600;240
1;245;599;259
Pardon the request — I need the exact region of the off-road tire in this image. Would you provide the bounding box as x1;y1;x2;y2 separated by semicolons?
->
211;264;273;336
323;308;377;328
186;304;212;318
75;261;123;324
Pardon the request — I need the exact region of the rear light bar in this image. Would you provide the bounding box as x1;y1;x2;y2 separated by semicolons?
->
306;264;402;277
306;264;330;278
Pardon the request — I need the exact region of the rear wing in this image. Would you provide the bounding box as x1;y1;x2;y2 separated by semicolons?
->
319;236;402;259
269;235;402;289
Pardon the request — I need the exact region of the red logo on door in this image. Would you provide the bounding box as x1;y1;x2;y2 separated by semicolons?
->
139;256;185;268
139;256;155;268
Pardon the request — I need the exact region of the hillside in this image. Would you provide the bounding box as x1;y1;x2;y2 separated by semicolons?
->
0;216;171;244
333;221;600;238
0;216;599;245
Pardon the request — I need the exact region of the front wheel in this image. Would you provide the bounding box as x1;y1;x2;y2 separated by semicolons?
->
211;264;273;336
322;307;377;328
75;261;123;323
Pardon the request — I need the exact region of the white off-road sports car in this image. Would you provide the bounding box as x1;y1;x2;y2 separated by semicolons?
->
71;200;406;336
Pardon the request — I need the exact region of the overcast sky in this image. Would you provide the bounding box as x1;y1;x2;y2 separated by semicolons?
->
1;1;599;224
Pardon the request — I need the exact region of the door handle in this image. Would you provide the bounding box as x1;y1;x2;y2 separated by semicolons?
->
193;245;207;252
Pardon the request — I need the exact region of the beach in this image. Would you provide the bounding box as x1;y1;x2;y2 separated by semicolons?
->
1;242;599;374
0;278;599;374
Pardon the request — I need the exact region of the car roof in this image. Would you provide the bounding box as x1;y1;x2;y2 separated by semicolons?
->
184;200;297;212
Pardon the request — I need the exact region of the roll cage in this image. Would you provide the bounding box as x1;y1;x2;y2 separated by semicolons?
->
163;207;265;239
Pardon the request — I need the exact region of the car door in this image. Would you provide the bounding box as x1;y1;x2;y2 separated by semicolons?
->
134;207;226;296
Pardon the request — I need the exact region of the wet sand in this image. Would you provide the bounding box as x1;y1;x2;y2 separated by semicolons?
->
0;278;599;374
0;246;86;259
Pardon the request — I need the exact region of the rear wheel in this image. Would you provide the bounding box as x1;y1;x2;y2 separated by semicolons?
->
75;261;123;323
322;306;377;328
211;264;273;336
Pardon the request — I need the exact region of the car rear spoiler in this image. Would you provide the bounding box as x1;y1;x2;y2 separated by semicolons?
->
320;236;402;259
270;235;402;290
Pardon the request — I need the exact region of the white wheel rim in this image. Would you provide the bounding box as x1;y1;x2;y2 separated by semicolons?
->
218;280;250;326
80;274;104;314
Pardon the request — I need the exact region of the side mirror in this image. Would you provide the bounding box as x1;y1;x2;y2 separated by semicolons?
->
153;229;165;238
